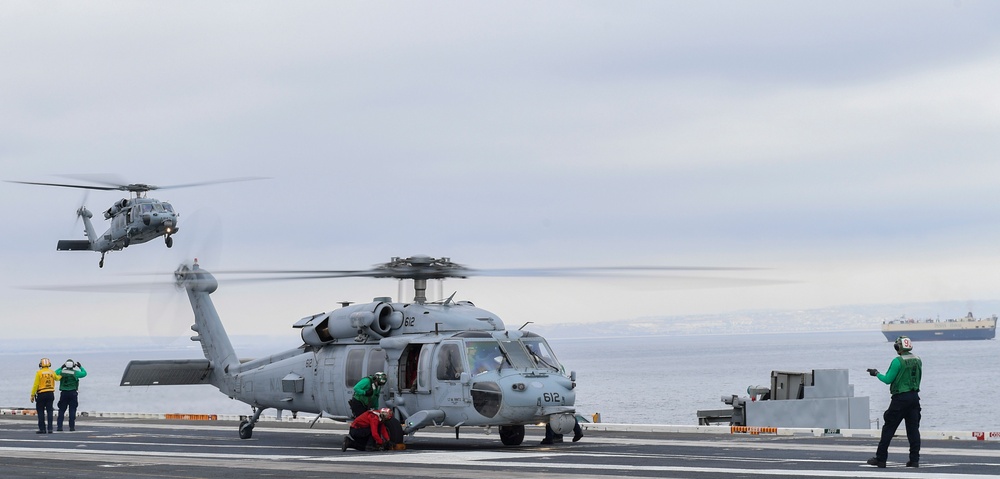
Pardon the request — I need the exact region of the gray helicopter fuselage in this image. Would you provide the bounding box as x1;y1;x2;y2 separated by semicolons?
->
224;303;576;430
65;197;178;255
142;263;578;441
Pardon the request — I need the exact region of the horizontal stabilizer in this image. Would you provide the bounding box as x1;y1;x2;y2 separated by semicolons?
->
57;240;92;251
120;359;212;386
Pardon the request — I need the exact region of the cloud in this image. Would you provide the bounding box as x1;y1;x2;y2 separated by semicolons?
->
4;2;1000;338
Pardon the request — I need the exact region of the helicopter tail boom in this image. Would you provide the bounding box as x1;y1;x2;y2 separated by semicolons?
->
175;262;240;391
56;206;98;251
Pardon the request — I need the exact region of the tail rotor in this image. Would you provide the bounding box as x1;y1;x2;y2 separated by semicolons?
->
70;191;90;237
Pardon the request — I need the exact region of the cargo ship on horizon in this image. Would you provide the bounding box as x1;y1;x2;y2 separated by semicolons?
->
881;312;997;342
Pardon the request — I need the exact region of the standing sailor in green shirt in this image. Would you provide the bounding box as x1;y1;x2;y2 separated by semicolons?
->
866;336;922;468
55;359;87;432
349;371;387;418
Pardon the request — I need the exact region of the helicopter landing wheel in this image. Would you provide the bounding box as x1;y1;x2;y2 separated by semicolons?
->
498;424;525;446
165;236;173;248
238;419;254;439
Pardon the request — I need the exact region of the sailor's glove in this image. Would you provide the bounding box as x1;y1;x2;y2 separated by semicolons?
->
867;368;878;377
30;395;35;403
75;362;82;369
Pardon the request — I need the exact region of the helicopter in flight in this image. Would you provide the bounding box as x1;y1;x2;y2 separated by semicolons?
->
8;176;264;268
117;255;730;447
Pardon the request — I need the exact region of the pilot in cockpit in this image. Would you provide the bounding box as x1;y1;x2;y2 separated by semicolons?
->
470;344;502;375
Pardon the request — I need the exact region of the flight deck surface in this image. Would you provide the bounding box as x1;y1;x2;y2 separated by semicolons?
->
1;415;998;478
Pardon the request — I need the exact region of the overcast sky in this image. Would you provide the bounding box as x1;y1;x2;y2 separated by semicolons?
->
3;2;1000;340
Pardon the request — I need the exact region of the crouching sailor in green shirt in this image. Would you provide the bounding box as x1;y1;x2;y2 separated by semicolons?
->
866;336;922;468
55;359;87;432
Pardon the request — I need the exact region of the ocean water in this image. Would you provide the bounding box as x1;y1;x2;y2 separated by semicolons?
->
2;331;996;431
555;331;999;431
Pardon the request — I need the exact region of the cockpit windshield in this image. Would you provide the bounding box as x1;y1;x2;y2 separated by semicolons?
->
496;338;536;370
462;334;564;374
465;333;563;376
521;336;564;373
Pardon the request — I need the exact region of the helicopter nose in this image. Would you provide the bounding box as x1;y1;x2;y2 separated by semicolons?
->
491;374;576;422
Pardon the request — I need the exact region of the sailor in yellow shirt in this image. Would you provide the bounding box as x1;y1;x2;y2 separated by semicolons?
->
30;358;60;434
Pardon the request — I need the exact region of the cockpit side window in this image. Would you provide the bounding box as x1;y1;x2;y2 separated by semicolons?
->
436;343;464;380
466;341;504;375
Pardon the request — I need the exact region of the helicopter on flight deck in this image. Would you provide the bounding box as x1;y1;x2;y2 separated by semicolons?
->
117;255;735;447
7;176;264;268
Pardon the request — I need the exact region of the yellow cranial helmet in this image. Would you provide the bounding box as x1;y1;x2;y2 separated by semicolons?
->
39;358;51;368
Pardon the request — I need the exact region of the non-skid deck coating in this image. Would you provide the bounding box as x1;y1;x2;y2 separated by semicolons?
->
1;415;998;479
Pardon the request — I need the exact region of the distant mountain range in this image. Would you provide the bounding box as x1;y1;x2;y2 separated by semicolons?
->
528;300;1000;339
7;300;999;353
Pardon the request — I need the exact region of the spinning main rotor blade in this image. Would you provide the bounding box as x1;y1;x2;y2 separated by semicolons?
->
141;177;270;191
28;260;788;296
7;180;120;191
22;271;382;293
465;265;762;277
210;265;766;282
8;175;268;193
